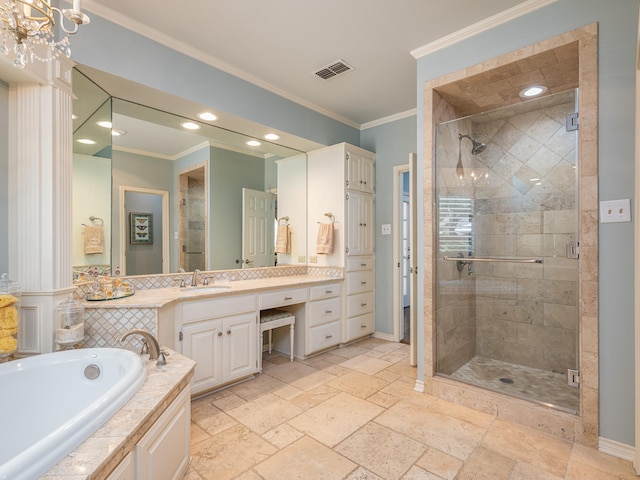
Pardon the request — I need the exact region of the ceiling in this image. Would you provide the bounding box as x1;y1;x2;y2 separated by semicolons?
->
81;0;535;127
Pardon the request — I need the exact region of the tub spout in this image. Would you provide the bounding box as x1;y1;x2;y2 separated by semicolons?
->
118;329;167;366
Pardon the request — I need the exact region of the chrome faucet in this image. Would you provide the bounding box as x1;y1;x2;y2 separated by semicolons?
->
118;328;167;366
191;269;201;287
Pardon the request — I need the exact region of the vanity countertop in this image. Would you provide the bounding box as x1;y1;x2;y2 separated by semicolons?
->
42;349;195;480
83;274;342;309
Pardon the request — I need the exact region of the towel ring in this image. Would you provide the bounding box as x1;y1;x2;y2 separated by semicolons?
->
89;216;104;226
278;216;289;226
324;213;335;224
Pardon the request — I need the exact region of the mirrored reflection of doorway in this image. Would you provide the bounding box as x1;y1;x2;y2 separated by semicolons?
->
178;165;207;272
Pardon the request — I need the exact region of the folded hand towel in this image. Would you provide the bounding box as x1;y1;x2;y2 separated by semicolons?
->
84;225;104;255
275;225;291;254
317;222;334;255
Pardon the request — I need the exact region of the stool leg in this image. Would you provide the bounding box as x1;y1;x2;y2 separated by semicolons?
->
260;330;264;372
289;323;294;362
268;329;272;354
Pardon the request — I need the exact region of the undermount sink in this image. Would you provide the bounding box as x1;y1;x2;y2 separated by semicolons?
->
181;285;232;294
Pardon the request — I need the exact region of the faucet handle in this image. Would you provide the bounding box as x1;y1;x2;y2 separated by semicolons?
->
157;349;169;367
176;278;186;288
139;338;149;355
202;277;211;286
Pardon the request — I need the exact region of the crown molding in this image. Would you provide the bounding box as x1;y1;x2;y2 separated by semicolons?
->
80;0;360;130
361;108;417;130
410;0;559;59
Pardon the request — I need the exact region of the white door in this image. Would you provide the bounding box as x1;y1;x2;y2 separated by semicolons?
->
242;188;275;268
402;193;411;308
409;154;418;366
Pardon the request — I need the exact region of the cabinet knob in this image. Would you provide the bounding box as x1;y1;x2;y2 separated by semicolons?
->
284;296;293;301
217;332;222;337
227;330;231;335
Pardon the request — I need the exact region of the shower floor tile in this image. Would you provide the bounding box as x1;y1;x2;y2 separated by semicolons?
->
449;356;579;412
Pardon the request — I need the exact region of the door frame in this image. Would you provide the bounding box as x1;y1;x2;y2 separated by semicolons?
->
119;186;170;276
393;160;417;365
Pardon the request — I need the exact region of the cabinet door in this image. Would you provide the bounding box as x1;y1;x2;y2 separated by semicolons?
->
182;319;223;393
224;313;257;382
346;152;374;194
347;191;374;256
359;156;375;194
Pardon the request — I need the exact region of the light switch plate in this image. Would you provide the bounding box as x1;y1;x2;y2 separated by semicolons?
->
381;224;391;235
600;199;631;223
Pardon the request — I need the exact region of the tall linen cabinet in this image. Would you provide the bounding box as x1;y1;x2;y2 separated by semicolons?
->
307;143;375;344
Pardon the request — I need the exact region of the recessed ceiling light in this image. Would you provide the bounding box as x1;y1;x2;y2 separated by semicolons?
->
181;122;200;130
519;85;548;98
529;178;540;182
246;140;261;147
97;120;112;128
111;128;127;137
76;138;96;145
263;133;280;141
197;112;218;121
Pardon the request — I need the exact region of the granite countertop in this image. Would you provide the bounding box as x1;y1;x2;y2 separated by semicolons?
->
83;274;342;309
41;349;196;480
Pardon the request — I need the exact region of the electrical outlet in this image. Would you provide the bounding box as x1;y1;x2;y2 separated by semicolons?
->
298;255;306;262
309;256;318;263
381;224;391;235
600;199;631;223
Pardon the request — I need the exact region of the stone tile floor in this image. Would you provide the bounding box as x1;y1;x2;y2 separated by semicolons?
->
185;338;637;480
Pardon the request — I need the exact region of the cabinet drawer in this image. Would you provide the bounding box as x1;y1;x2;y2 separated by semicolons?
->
309;283;342;301
347;271;374;295
347;256;373;272
308;297;341;327
308;321;341;353
346;313;374;341
347;292;373;318
259;287;309;309
182;294;257;324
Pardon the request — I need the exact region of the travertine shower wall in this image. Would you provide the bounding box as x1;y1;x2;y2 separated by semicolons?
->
471;94;578;374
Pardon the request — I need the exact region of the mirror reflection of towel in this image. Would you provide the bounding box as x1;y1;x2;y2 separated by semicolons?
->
275;225;291;254
317;223;334;255
84;225;104;255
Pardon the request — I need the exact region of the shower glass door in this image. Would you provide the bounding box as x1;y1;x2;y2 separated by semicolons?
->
434;89;579;413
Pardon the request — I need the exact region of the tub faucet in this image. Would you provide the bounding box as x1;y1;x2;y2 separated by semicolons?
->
118;329;167;366
191;269;201;287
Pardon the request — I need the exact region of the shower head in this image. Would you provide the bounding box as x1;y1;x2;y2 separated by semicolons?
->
458;134;487;155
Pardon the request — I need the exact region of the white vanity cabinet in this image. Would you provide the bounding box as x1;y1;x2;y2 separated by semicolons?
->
180;294;257;395
293;282;342;358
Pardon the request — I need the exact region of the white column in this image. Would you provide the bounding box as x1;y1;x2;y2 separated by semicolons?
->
7;56;76;354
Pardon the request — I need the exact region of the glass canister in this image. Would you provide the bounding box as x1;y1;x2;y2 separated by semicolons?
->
0;273;21;361
55;294;85;349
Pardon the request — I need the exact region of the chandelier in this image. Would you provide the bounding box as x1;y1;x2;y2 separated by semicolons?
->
0;0;89;69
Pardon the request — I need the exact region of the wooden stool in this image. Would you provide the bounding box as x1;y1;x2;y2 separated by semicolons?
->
259;309;295;371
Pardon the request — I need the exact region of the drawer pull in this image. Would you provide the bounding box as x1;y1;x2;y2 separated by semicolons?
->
360;263;367;267
284;296;293;301
361;303;367;307
325;334;333;339
361;324;367;328
325;290;333;294
361;281;367;285
325;310;333;314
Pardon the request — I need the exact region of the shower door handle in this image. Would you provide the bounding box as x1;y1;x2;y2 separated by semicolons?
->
566;241;579;259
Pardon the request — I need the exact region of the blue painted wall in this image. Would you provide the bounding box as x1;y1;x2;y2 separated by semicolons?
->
415;0;638;446
361;115;418;335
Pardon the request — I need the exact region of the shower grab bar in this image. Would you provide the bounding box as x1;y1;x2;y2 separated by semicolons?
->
443;256;543;264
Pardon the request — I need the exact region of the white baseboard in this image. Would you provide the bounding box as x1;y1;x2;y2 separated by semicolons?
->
414;380;425;393
372;332;395;342
599;437;635;462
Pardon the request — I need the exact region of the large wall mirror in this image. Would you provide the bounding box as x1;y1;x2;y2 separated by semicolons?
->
72;68;309;281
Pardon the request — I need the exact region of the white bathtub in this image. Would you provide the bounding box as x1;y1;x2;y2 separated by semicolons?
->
0;348;147;480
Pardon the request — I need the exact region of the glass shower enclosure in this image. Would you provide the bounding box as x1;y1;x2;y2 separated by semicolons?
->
435;89;579;413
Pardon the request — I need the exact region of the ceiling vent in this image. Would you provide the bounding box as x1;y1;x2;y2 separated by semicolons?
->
314;59;354;80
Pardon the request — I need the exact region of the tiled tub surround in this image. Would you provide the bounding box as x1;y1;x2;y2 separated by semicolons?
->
42;349;195;479
423;25;599;446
